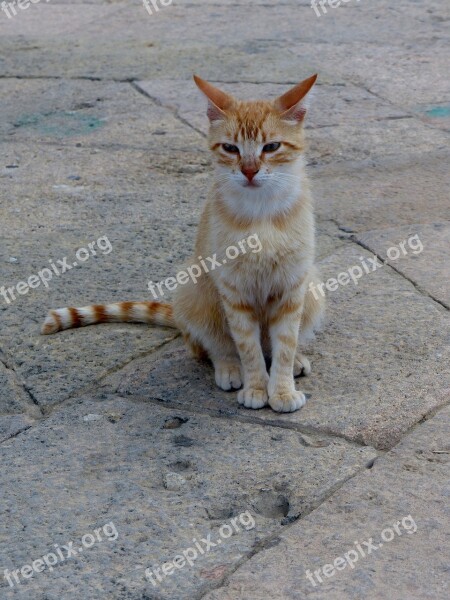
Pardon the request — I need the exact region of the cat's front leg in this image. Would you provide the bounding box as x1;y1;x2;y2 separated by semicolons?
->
221;297;269;409
268;295;306;413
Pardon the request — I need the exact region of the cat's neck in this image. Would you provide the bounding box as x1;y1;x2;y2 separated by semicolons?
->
213;176;309;225
212;184;311;233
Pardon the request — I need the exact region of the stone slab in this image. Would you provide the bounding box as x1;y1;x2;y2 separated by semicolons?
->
357;222;450;309
310;40;450;109
313;152;450;231
0;396;376;599
102;244;450;450
203;405;450;600
0;358;41;418
0;414;35;444
2;2;442;82
0;222;182;408
0;142;210;234
0;79;206;154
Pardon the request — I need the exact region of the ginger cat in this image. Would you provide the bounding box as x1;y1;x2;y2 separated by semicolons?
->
42;74;325;413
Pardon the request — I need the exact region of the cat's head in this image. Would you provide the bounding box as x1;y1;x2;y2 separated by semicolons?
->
193;74;317;218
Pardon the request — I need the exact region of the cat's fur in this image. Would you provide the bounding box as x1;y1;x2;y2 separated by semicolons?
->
42;74;325;413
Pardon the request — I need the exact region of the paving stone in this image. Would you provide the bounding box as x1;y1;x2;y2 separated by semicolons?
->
102;244;450;450
1;2;443;82
357;222;450;308
0;76;210;409
0;142;210;235
0;0;449;598
0;222;181;408
314;40;450;110
313;151;450;231
203;405;450;600
0;414;35;444
0;396;376;599
0;79;206;154
0;357;41;418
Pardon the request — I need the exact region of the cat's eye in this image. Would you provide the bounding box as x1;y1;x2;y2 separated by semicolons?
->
222;143;240;154
263;142;281;153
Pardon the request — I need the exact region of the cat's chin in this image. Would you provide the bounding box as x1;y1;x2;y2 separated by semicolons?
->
221;184;303;221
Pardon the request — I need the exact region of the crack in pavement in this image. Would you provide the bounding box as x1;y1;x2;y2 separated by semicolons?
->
0;349;44;413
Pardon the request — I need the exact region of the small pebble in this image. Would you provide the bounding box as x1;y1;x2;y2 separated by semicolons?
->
83;414;102;422
163;472;187;491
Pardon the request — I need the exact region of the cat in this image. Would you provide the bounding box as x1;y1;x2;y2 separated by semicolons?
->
42;74;325;413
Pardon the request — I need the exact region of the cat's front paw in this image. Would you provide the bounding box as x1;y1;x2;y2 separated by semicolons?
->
269;389;306;413
238;387;268;409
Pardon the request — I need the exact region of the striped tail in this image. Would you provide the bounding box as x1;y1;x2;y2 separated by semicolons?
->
41;301;177;335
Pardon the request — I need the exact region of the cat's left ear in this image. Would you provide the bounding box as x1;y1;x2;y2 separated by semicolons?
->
274;74;317;123
193;75;234;122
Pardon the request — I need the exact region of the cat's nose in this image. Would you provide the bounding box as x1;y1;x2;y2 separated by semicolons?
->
241;166;259;182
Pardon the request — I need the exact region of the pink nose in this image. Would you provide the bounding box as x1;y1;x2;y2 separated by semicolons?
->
241;166;259;182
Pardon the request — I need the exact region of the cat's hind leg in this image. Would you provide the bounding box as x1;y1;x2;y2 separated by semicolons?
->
294;353;311;377
294;267;326;377
174;273;242;391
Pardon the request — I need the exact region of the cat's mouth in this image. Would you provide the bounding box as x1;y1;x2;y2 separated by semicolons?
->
243;181;261;188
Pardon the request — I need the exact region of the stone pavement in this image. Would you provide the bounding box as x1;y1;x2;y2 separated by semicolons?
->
0;1;448;599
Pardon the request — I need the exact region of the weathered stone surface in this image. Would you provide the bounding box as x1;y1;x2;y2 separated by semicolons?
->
313;152;450;231
314;40;450;109
102;244;450;450
0;414;35;444
203;406;450;600
1;1;445;82
0;78;209;408
0;357;41;418
0;396;375;599
0;141;210;235
0;79;206;154
357;222;450;308
0;219;181;407
1;0;449;598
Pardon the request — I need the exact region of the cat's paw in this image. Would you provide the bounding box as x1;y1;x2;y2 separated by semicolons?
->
214;361;242;391
269;389;306;413
238;387;268;409
294;354;311;377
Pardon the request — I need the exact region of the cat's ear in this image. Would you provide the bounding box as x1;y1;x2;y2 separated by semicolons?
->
274;74;317;123
193;75;234;122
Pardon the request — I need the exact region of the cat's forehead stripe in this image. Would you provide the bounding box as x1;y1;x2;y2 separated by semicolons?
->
229;104;273;142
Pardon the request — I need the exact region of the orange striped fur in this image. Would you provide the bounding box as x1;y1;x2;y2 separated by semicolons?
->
41;301;175;334
42;75;324;413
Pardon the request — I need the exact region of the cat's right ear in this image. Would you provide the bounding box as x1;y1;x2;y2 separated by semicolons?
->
193;75;234;122
274;74;318;123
